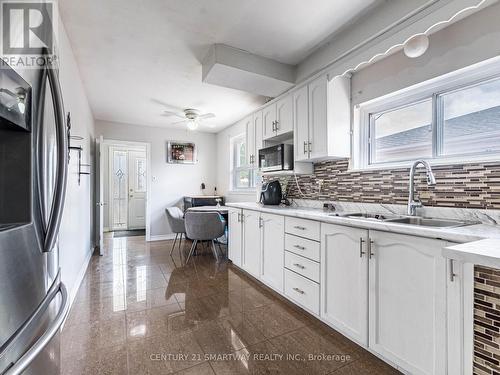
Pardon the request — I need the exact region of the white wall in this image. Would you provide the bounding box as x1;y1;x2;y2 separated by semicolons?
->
95;120;217;238
215;120;256;202
351;1;500;104
56;21;96;303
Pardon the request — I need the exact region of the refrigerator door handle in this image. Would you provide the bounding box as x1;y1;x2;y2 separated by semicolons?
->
3;281;69;375
43;65;68;253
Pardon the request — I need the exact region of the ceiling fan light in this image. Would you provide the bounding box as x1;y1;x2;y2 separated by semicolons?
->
186;119;198;130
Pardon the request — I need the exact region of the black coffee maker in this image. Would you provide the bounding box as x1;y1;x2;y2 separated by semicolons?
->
259;180;282;205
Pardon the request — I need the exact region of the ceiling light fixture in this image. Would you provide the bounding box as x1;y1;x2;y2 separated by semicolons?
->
403;34;429;58
186;119;198;131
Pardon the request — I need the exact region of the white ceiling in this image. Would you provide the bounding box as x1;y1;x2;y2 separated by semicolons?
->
59;0;377;132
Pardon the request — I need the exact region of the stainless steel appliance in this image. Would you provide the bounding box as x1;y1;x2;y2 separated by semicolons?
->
258;144;294;172
0;60;69;374
259;180;282;205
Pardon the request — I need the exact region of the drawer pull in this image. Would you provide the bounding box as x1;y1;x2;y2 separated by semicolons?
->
293;263;305;269
294;245;306;250
293;226;306;230
292;287;305;295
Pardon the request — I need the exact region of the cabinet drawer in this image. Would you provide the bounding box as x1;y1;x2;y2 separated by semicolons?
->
284;269;320;315
285;234;320;262
285;217;320;241
285;251;320;283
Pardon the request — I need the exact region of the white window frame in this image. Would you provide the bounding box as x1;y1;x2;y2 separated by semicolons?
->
229;133;255;192
353;56;500;170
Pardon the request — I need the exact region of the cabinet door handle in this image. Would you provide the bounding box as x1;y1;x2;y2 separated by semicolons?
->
308;142;312;153
271;121;276;132
237;213;241;222
294;245;306;250
275;120;279;131
449;259;457;282
259;217;263;228
292;287;305;295
293;263;305;269
293;225;306;230
359;237;366;258
303;141;308;154
368;239;374;259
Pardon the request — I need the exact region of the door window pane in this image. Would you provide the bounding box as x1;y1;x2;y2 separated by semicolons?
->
112;150;128;229
442;78;500;156
370;99;433;164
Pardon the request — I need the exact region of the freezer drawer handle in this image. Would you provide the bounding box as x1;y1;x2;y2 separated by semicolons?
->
4;281;70;375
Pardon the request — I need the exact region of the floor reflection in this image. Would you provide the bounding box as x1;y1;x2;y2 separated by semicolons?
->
62;234;401;375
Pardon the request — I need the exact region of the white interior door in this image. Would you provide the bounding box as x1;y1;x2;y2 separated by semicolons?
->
95;135;104;254
128;150;147;229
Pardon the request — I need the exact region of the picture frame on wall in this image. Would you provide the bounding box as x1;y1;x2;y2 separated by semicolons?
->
166;141;197;164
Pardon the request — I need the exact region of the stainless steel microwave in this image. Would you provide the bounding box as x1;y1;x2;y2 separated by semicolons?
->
258;144;294;172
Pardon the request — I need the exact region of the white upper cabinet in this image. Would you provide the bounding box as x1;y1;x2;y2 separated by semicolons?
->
321;224;369;346
275;95;293;135
244;114;256;167
293;85;309;162
254;110;263;159
368;231;446;375
308;75;329;159
293;74;351;161
262;104;276;139
262;94;293;140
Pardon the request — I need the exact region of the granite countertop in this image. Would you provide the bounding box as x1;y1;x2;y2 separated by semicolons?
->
226;202;500;267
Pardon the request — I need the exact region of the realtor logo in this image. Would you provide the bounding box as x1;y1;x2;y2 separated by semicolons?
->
1;0;55;55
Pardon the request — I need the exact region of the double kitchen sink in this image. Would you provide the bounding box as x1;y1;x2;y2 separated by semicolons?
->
329;212;477;228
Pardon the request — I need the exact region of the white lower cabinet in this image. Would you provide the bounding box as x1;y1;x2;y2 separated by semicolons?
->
368;230;447;375
260;213;284;292
228;208;243;267
231;211;458;375
242;210;261;278
284;269;320;315
320;224;369;346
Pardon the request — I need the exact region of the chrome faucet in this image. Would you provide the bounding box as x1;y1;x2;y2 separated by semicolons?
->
407;160;436;216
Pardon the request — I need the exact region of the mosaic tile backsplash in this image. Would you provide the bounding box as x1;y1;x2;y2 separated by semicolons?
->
474;266;500;374
268;160;500;209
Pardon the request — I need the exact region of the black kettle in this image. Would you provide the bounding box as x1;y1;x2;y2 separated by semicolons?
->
259;180;282;205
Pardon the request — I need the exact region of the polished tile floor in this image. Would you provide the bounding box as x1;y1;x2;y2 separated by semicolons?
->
61;235;401;374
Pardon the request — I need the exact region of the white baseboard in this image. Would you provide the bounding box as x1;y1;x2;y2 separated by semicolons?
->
62;246;93;329
149;233;177;242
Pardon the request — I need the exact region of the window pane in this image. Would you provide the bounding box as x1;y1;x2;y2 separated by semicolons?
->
370;99;433;164
235;170;250;188
442;78;500;156
239;143;246;166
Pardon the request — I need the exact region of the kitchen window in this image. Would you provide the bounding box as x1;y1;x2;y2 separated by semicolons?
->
230;134;255;191
354;58;500;169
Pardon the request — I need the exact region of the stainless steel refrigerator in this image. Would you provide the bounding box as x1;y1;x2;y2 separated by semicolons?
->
0;59;70;374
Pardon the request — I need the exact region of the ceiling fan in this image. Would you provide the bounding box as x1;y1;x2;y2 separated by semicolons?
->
159;103;216;130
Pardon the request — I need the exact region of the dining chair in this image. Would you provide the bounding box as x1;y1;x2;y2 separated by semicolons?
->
184;211;225;263
165;207;186;256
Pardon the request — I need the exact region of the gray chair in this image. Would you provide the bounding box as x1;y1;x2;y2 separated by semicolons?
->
184;211;225;263
165;207;186;256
